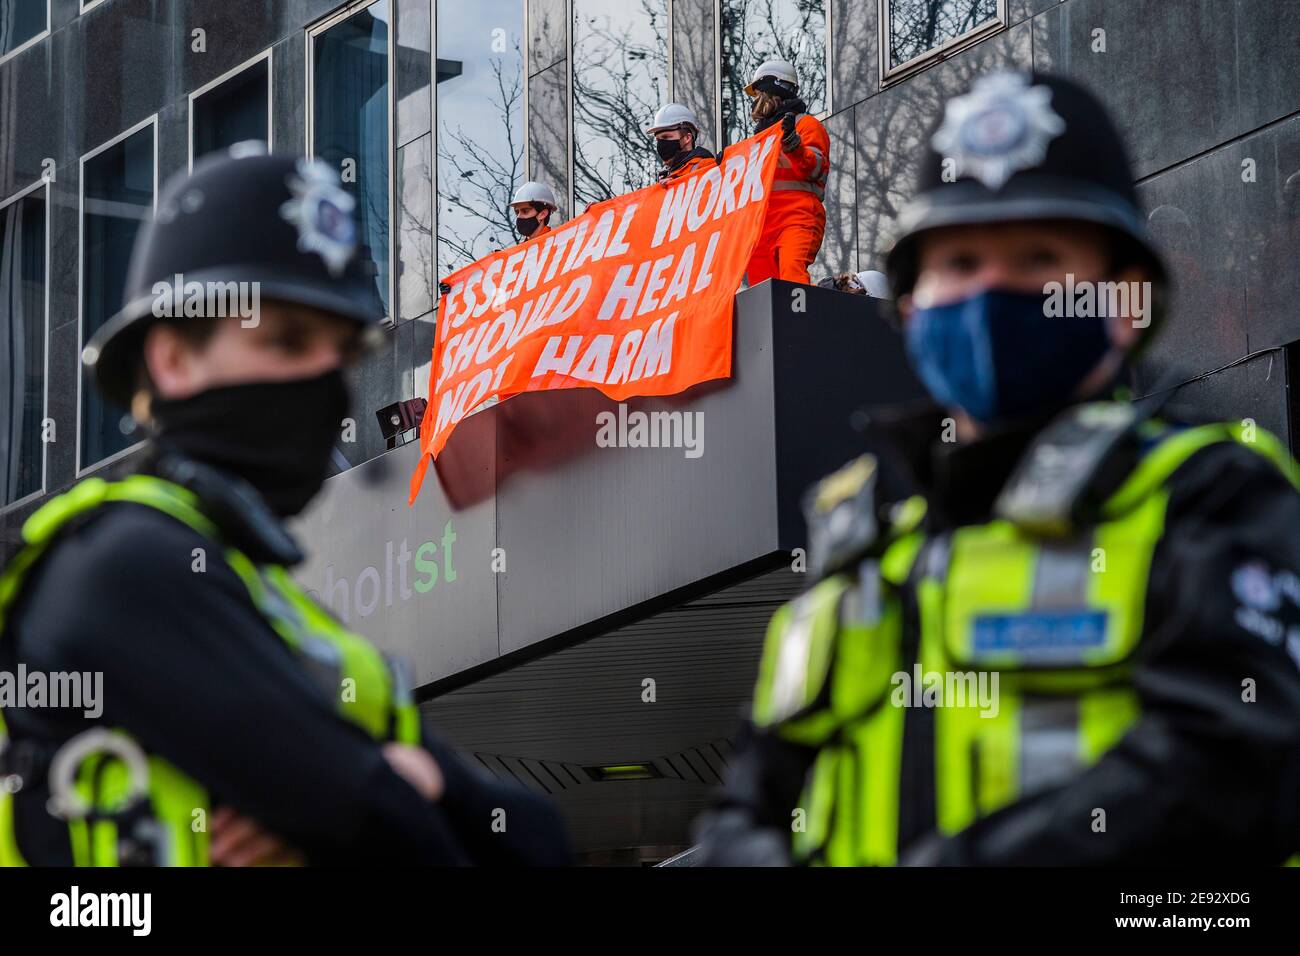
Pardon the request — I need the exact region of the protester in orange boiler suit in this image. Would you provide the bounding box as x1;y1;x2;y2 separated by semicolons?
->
743;59;828;286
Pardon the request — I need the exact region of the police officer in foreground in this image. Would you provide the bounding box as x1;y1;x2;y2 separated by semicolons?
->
696;71;1300;865
0;149;570;866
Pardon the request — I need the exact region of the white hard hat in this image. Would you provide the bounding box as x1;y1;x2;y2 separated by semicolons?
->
856;270;892;300
509;181;557;211
645;103;702;137
744;59;799;97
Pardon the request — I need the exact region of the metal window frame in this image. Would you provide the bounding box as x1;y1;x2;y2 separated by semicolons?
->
0;177;52;514
431;0;532;305
79;0;111;14
0;0;51;67
666;0;674;103
713;0;722;146
565;0;574;216
187;47;275;172
522;1;531;185
711;0;835;148
825;0;837;112
878;0;1007;86
75;113;158;477
306;0;397;328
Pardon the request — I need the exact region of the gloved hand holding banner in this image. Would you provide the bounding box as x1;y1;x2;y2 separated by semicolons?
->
408;124;783;504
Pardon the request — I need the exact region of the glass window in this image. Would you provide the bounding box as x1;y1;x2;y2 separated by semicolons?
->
571;0;669;208
882;0;1002;78
81;122;154;470
719;0;827;148
191;54;271;164
311;0;392;317
435;0;525;278
0;0;46;60
0;184;46;505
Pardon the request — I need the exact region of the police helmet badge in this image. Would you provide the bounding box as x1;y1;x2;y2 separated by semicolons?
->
1231;560;1282;613
279;158;358;277
931;71;1067;191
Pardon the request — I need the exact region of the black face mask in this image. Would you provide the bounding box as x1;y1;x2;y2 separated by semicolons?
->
656;138;684;162
151;369;350;517
516;215;540;237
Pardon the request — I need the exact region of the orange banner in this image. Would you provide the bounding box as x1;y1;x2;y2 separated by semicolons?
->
409;125;782;504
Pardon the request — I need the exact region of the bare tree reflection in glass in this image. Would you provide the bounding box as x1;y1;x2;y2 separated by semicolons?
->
719;0;827;148
81;127;154;467
885;0;1000;72
436;0;525;279
398;132;434;322
572;0;669;209
857;31;1025;270
0;190;45;505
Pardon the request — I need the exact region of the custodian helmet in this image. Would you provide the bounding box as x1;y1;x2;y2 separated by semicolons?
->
83;145;384;407
884;71;1166;301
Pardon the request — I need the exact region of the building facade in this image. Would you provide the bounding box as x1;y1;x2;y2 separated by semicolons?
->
2;0;1299;861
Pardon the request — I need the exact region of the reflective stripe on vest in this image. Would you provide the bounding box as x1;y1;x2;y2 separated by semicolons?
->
805;146;825;181
772;179;826;199
0;475;421;866
754;417;1299;865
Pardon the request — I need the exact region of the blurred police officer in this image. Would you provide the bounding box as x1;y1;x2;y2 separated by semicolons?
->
0;148;570;866
647;103;717;185
743;59;828;286
697;72;1300;865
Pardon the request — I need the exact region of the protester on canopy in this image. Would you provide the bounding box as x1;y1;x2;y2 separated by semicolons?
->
743;59;829;286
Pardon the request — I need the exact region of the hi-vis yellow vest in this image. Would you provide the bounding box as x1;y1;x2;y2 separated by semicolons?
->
0;475;421;867
752;417;1299;866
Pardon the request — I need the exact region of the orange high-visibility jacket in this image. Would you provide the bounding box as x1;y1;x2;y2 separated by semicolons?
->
515;222;552;247
657;148;719;186
770;113;829;219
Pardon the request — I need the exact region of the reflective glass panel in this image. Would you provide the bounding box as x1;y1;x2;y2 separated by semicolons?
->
720;0;827;148
192;56;270;162
0;0;46;58
572;0;669;207
885;0;1000;72
435;0;525;277
81;125;153;467
313;0;391;316
0;187;45;503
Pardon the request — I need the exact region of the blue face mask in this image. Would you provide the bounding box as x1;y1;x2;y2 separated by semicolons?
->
904;288;1113;425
